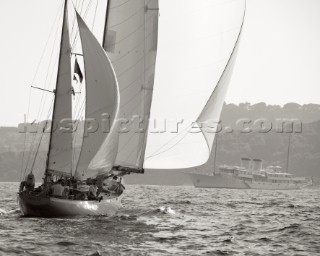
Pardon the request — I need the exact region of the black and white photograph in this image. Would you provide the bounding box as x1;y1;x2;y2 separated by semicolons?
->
0;0;319;255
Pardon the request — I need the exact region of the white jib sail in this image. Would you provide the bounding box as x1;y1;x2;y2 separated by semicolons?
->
75;12;120;178
47;0;73;175
103;0;159;169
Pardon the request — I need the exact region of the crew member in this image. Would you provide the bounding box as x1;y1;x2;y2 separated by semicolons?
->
51;180;64;198
19;173;35;192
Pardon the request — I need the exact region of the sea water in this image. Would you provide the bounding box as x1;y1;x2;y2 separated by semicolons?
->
0;183;319;256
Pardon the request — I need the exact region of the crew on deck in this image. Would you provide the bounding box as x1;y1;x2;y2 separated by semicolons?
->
20;172;125;201
19;173;35;193
51;179;65;198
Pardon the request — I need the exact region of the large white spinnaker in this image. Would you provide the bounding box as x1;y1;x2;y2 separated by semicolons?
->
102;0;159;170
196;25;244;161
145;0;245;169
75;12;120;179
47;0;73;175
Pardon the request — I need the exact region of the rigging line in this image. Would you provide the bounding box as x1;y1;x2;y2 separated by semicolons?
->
72;100;86;173
70;0;81;37
37;19;59;126
146;129;190;159
24;39;59;173
79;0;85;15
29;99;55;174
35;8;63;125
72;0;94;49
20;87;32;181
72;125;82;174
24;3;63;168
24;98;54;176
22;126;40;176
145;124;192;159
47;52;60;89
72;100;86;140
31;1;64;85
73;89;85;119
71;100;85;171
83;0;94;18
91;0;99;30
73;87;86;118
40;17;62;94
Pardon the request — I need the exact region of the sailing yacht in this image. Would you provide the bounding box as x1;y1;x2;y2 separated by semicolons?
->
18;0;159;217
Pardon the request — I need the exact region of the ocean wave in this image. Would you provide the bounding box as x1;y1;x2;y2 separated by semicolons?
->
1;183;320;256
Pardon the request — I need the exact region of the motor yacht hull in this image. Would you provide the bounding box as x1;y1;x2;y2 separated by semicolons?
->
187;173;250;189
187;173;310;190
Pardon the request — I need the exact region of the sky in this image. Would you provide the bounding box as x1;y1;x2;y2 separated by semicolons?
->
1;0;320;126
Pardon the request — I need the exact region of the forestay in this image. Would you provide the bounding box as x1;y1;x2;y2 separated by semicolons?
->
103;0;159;169
75;12;120;178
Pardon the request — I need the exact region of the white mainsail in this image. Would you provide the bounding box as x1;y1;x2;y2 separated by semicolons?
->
102;0;159;169
47;0;73;175
75;12;120;178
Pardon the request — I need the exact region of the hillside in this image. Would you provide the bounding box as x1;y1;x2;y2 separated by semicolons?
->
1;103;319;184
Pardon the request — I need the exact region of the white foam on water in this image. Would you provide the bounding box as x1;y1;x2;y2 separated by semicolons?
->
159;206;176;215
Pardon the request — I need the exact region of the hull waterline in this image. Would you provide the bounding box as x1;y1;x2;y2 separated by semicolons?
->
186;173;249;189
186;173;309;190
18;192;123;217
246;182;299;190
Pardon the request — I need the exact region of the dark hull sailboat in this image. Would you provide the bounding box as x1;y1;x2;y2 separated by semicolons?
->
18;191;122;217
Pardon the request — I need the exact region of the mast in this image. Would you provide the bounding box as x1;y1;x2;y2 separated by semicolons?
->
285;133;291;172
46;0;73;175
102;0;111;47
213;134;218;174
